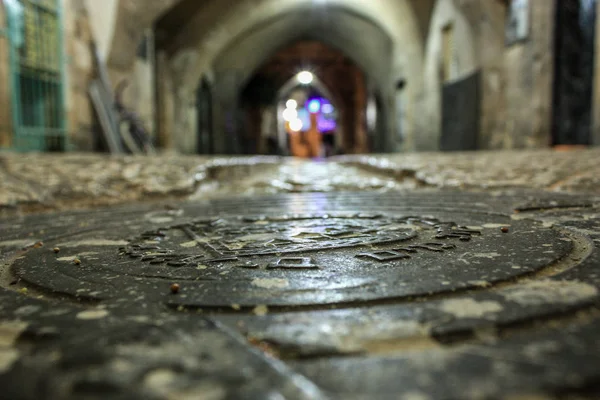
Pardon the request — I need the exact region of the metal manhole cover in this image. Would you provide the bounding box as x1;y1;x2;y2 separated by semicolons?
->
8;193;576;307
2;191;600;399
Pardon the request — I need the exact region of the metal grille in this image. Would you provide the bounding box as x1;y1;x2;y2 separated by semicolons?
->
5;0;67;151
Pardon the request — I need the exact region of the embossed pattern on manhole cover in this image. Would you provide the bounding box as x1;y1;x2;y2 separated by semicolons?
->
8;194;576;307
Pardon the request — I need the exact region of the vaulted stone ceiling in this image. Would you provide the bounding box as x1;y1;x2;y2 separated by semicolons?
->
211;6;393;98
156;0;429;82
108;0;435;85
154;0;432;54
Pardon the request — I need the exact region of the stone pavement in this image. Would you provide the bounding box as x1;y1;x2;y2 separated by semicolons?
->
1;149;600;399
2;148;600;215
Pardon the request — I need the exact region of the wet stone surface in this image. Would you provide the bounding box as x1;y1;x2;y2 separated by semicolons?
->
3;148;600;216
1;190;600;399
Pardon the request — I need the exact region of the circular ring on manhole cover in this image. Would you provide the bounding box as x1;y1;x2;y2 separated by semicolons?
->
9;193;579;309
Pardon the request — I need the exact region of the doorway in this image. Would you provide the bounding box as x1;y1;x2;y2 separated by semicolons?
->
196;77;214;154
552;0;597;146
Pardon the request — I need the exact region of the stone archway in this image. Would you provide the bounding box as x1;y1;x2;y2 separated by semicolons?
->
107;0;427;154
179;7;394;154
234;38;361;157
153;0;424;154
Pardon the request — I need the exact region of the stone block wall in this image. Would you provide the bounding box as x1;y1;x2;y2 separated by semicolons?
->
500;0;555;148
62;0;157;152
132;44;156;139
476;0;507;150
418;0;479;151
64;0;96;151
453;0;555;150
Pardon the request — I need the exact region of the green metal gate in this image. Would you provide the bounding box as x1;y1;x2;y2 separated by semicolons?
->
5;0;67;151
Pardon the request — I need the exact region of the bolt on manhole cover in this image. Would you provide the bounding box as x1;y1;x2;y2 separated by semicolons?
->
7;192;587;309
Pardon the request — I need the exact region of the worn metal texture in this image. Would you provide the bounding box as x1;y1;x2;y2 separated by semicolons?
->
1;191;600;399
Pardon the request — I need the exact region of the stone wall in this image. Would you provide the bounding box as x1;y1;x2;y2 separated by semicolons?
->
155;51;175;150
500;0;555;148
418;0;479;151
418;0;556;151
64;0;96;151
131;32;156;140
476;0;506;150
63;0;158;151
475;0;555;149
107;0;176;74
84;0;118;61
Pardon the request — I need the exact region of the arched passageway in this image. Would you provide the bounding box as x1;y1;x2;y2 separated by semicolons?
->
209;7;393;155
237;40;370;158
1;0;567;156
146;0;427;155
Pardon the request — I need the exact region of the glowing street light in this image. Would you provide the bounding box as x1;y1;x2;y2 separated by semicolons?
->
297;71;314;85
282;107;298;122
307;99;321;113
286;99;298;109
289;118;303;132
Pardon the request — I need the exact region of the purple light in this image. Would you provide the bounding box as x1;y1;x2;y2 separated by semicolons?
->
322;103;334;114
318;115;337;132
302;97;337;132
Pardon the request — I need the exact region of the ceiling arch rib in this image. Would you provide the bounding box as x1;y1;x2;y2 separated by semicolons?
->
161;0;419;55
159;0;423;91
212;7;394;102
